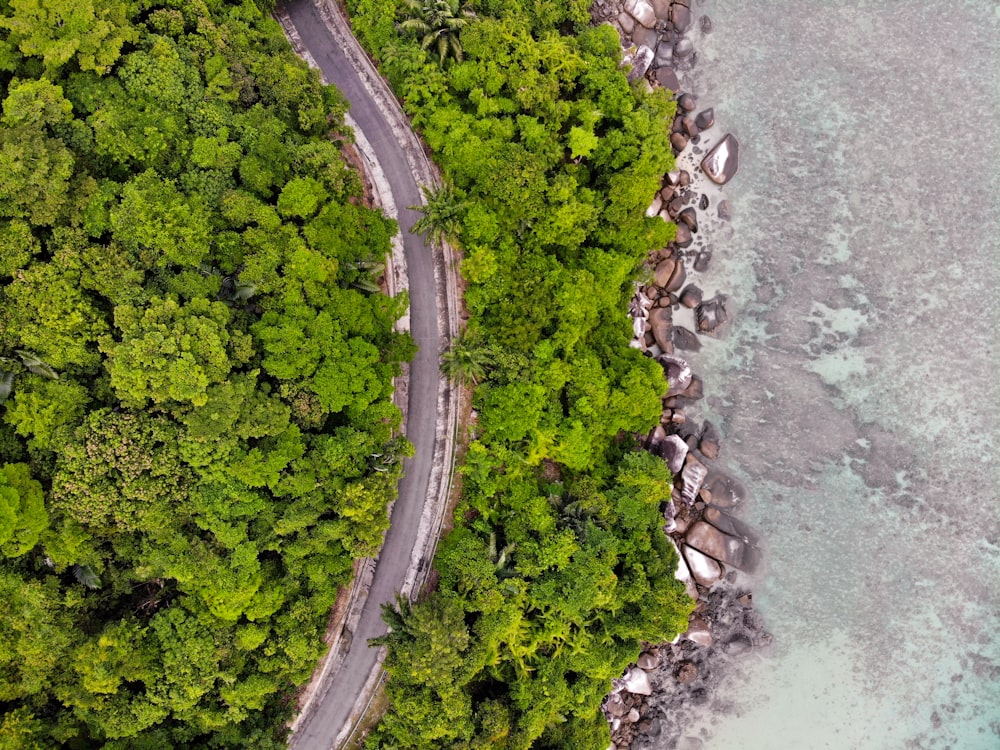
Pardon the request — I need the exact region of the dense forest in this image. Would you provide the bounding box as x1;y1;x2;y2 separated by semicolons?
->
348;1;695;747
0;0;414;747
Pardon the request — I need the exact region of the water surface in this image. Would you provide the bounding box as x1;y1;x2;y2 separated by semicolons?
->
669;2;1000;748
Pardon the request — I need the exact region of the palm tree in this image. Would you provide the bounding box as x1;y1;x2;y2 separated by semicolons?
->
409;182;467;248
400;0;475;65
440;332;491;386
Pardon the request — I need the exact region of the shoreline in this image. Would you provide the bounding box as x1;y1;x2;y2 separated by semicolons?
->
592;2;771;747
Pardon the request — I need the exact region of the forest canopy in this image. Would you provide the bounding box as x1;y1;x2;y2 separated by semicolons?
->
347;0;695;748
0;0;412;747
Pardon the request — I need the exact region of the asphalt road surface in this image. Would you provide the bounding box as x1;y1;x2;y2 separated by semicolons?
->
283;2;443;747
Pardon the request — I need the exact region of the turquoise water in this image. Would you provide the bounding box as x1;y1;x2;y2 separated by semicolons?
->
669;2;1000;748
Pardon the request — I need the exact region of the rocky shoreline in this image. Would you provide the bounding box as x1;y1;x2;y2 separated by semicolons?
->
591;2;771;748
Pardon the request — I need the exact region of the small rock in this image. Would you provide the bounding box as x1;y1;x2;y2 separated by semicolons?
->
606;694;628;717
627;707;641;723
737;593;753;607
699;193;709;210
678;169;691;187
724;634;753;656
702;133;741;185
718;199;732;220
670;132;689;151
693;250;712;272
678;93;696;112
700;15;713;34
686;616;713;647
679;284;703;308
682;115;699;137
646;193;663;217
695;108;715;130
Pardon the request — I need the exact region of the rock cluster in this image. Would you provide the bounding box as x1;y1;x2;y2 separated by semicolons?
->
599;5;769;749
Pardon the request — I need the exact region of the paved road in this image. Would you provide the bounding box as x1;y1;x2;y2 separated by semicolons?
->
282;2;444;747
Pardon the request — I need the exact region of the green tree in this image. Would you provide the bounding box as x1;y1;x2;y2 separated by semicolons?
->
409;182;467;247
440;331;491;385
400;0;475;64
0;462;47;558
0;0;135;75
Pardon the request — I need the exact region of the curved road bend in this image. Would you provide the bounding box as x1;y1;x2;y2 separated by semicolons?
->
282;2;444;748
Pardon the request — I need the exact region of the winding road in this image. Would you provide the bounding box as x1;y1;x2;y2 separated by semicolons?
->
276;2;459;748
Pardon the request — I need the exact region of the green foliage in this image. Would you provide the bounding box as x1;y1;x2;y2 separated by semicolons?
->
350;1;692;746
400;0;475;64
0;1;411;746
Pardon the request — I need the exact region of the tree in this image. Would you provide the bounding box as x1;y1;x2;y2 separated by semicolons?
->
400;0;475;65
409;182;467;247
100;296;242;408
0;462;47;558
440;332;491;385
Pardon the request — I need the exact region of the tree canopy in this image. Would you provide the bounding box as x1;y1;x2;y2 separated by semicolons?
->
0;0;411;746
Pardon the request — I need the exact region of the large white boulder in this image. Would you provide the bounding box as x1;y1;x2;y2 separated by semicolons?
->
624;0;658;29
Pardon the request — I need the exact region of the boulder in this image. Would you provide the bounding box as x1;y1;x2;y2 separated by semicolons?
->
671;4;692;32
704;471;748;508
672;325;701;351
693;250;712;272
660;434;689;475
674;222;693;247
606;693;628;717
624;0;658;29
685;616;713;647
698;420;721;459
679;284;703;308
648;306;673;351
646;193;663;217
654;258;676;287
702;133;741;185
682;543;722;586
655;66;680;92
673;38;694;58
678;206;698;232
652;0;673;22
678;93;696;112
685;521;763;572
632;316;646;339
637;651;660;670
664;256;686;291
680;459;707;505
670;132;689;152
695;108;715;130
671;539;700;602
617;11;636;36
622;667;653;695
677;373;704;400
696;295;728;334
659;354;692;393
627;45;655;82
703;506;761;546
682;116;699;137
675;660;698;684
632;24;659;50
678;169;691;187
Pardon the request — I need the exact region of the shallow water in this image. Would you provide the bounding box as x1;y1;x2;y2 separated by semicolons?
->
665;1;1000;748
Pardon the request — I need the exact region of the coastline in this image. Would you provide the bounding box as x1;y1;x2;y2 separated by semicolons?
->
593;2;771;747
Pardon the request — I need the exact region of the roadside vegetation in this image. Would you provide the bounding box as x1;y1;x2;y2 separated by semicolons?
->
347;0;695;746
0;0;413;747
